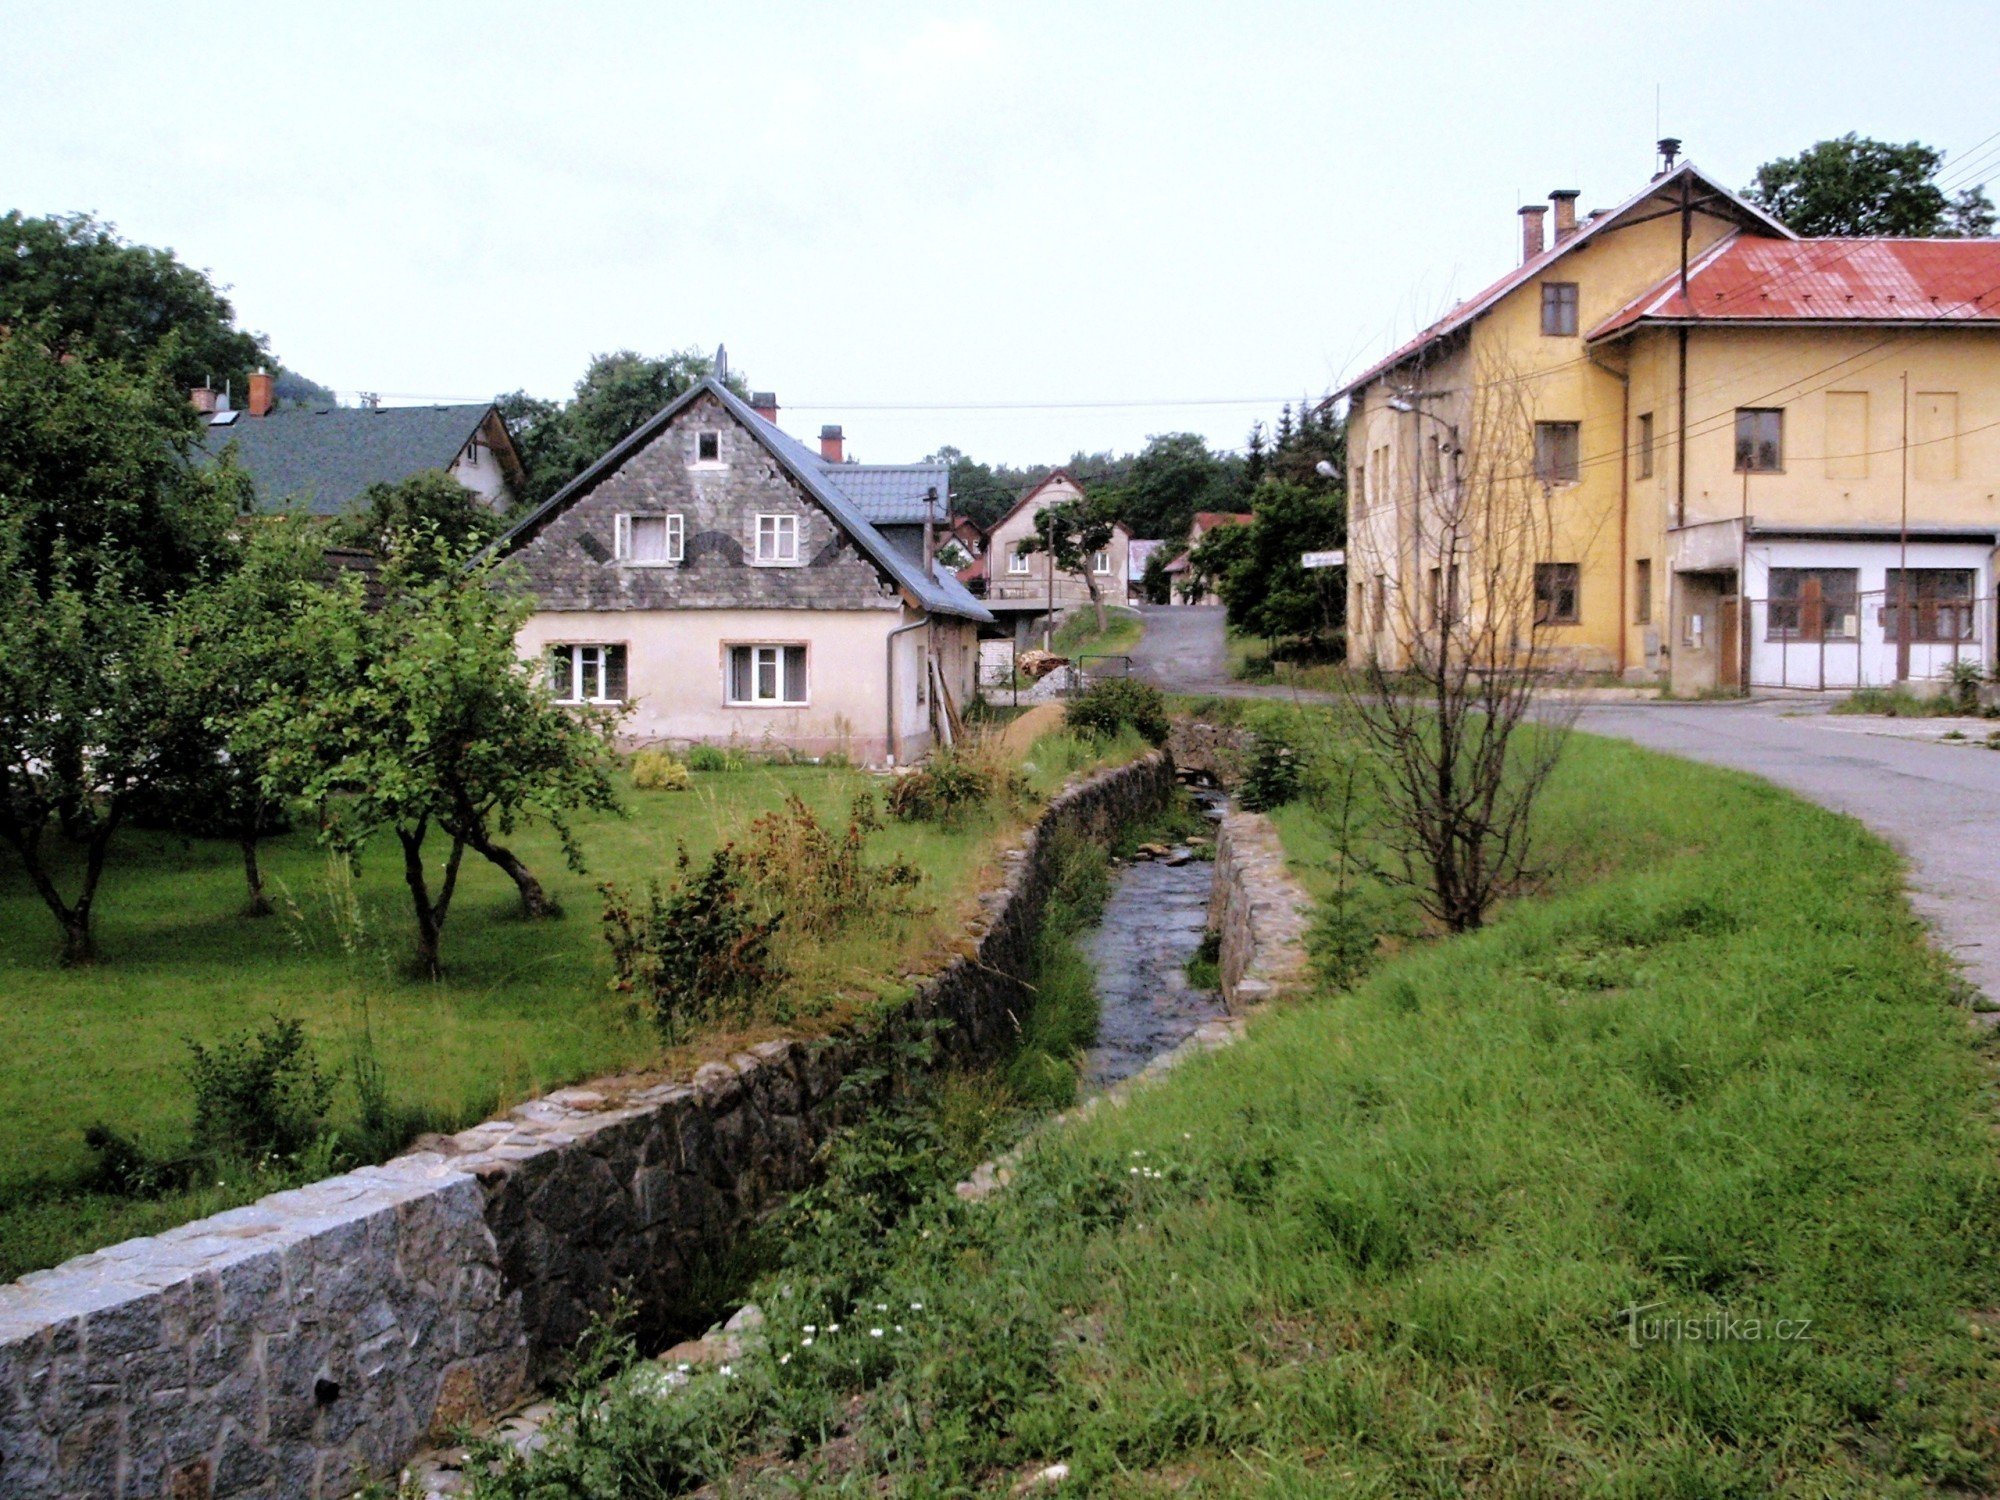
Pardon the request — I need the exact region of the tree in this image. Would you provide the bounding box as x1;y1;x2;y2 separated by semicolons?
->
249;546;623;976
344;469;505;567
1017;496;1119;633
498;347;747;508
1338;352;1577;933
926;446;1016;531
0;211;307;398
1095;432;1246;540
1213;481;1347;648
1747;135;1996;238
0;336;248;962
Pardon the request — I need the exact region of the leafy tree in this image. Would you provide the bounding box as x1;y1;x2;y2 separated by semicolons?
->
1213;482;1347;647
0;337;249;962
1139;545;1176;605
249;546;623;975
0;211;309;398
926;446;1016;531
1095;432;1246;540
1183;520;1251;607
498;347;748;508
1017;496;1119;633
344;469;505;568
1747;135;1995;238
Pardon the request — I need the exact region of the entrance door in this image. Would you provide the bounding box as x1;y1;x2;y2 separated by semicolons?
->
1719;595;1742;690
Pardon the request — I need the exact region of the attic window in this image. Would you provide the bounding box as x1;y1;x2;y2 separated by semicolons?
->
1541;283;1579;337
695;430;722;465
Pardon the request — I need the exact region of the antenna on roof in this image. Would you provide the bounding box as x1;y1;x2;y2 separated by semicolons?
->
713;344;729;383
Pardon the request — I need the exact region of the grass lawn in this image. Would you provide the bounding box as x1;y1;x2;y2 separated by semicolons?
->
1050;603;1144;662
0;724;1145;1280
482;718;2000;1495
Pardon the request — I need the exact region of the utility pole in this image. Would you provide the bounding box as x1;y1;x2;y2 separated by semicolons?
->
1898;371;1911;683
1043;509;1055;650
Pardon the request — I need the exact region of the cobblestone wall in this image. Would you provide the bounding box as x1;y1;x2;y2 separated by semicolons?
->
1207;806;1315;1010
0;754;1173;1500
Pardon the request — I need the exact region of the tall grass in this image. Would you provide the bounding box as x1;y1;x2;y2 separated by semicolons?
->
468;727;2000;1495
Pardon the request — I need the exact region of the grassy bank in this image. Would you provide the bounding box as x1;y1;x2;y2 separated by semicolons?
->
0;725;1144;1281
1051;603;1144;662
473;724;2000;1495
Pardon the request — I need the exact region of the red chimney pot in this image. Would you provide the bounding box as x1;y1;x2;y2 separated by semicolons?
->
819;424;845;463
247;367;275;418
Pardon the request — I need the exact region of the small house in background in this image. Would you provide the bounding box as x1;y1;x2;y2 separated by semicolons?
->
1166;511;1253;604
196;368;524;515
494;379;991;766
975;470;1134;645
1125;537;1164;604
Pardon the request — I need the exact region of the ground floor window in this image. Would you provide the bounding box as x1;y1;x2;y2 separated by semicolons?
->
1634;558;1652;624
1767;567;1858;641
1533;562;1580;625
1882;568;1978;642
727;643;808;705
549;643;627;703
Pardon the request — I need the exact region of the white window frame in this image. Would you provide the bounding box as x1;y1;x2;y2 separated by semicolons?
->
725;643;809;706
549;642;626;704
1008;544;1031;575
613;512;684;565
1092;548;1112;575
692;429;725;467
753;513;801;566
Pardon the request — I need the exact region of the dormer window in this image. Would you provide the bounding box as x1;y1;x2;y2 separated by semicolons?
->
754;513;801;565
694;430;723;465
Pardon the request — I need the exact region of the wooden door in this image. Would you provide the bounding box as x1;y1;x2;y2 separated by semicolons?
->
1719;596;1742;690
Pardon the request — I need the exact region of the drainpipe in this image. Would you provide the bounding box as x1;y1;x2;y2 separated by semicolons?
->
885;617;927;767
1585;343;1631;676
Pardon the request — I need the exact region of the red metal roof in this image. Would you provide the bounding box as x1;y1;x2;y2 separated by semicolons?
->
1589;235;2000;340
1331;161;1796;400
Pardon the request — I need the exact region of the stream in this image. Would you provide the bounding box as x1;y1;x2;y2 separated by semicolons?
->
1080;801;1229;1091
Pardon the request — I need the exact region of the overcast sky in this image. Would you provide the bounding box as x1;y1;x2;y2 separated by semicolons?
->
4;1;1995;464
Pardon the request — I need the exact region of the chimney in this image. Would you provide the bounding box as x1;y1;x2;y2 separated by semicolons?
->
819;424;845;463
1550;189;1580;243
1519;204;1547;264
190;384;218;417
750;390;778;424
248;366;275;418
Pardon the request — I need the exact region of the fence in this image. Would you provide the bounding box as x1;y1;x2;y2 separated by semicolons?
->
1743;587;1995;692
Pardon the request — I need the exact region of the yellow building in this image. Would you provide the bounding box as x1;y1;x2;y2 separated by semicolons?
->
1339;154;2000;692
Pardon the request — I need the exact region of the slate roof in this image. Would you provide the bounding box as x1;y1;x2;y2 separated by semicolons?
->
1331;161;1798;400
1588;234;2000;340
741;414;948;525
198;403;498;515
493;378;991;624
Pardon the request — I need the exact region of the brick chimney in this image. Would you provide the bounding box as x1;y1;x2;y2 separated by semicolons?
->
247;367;275;418
819;424;844;463
1550;189;1580;243
751;391;778;424
1519;204;1547;264
190;384;218;417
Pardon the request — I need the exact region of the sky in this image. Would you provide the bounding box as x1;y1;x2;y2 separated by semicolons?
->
4;1;1997;465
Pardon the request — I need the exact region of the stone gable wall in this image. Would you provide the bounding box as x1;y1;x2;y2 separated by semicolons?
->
511;391;902;615
0;753;1173;1499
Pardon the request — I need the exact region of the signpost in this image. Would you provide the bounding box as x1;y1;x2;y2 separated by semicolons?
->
1300;549;1345;570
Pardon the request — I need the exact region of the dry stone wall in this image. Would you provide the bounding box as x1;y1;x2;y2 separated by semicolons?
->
0;753;1173;1500
1207;806;1315;1010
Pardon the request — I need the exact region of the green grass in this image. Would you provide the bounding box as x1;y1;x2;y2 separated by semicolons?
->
473;721;2000;1495
1051;604;1143;662
0;730;1130;1280
1836;686;1991;718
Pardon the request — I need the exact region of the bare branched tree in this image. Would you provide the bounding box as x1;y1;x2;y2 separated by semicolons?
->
1340;351;1582;932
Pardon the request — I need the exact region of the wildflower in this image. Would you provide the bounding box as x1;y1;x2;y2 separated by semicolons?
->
780;1354;791;1365
801;1338;814;1347
895;1325;904;1333
828;1323;841;1332
910;1301;923;1310
803;1324;817;1333
677;1362;691;1372
870;1328;883;1338
719;1364;733;1376
876;1303;888;1311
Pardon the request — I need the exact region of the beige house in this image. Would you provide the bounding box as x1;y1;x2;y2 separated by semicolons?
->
494;379;990;765
977;470;1133;643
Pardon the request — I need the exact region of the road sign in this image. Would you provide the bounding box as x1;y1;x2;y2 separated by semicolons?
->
1300;549;1345;570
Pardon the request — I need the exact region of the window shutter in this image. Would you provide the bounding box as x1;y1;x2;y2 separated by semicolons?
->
783;646;807;703
614;514;631;560
605;645;628;702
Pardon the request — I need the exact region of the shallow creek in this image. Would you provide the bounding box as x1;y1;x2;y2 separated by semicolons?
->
1080;817;1228;1090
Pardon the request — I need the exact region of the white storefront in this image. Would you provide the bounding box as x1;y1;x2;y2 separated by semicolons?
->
1741;528;1998;691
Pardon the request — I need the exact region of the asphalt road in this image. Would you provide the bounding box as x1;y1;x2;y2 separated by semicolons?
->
1129;604;2000;1003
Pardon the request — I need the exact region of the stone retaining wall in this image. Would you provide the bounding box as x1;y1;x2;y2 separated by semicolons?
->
1207;807;1315;1010
0;753;1173;1500
1167;720;1251;787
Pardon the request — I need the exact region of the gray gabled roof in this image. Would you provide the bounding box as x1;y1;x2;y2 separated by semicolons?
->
493;378;992;623
742;414;949;524
198;403;498;516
